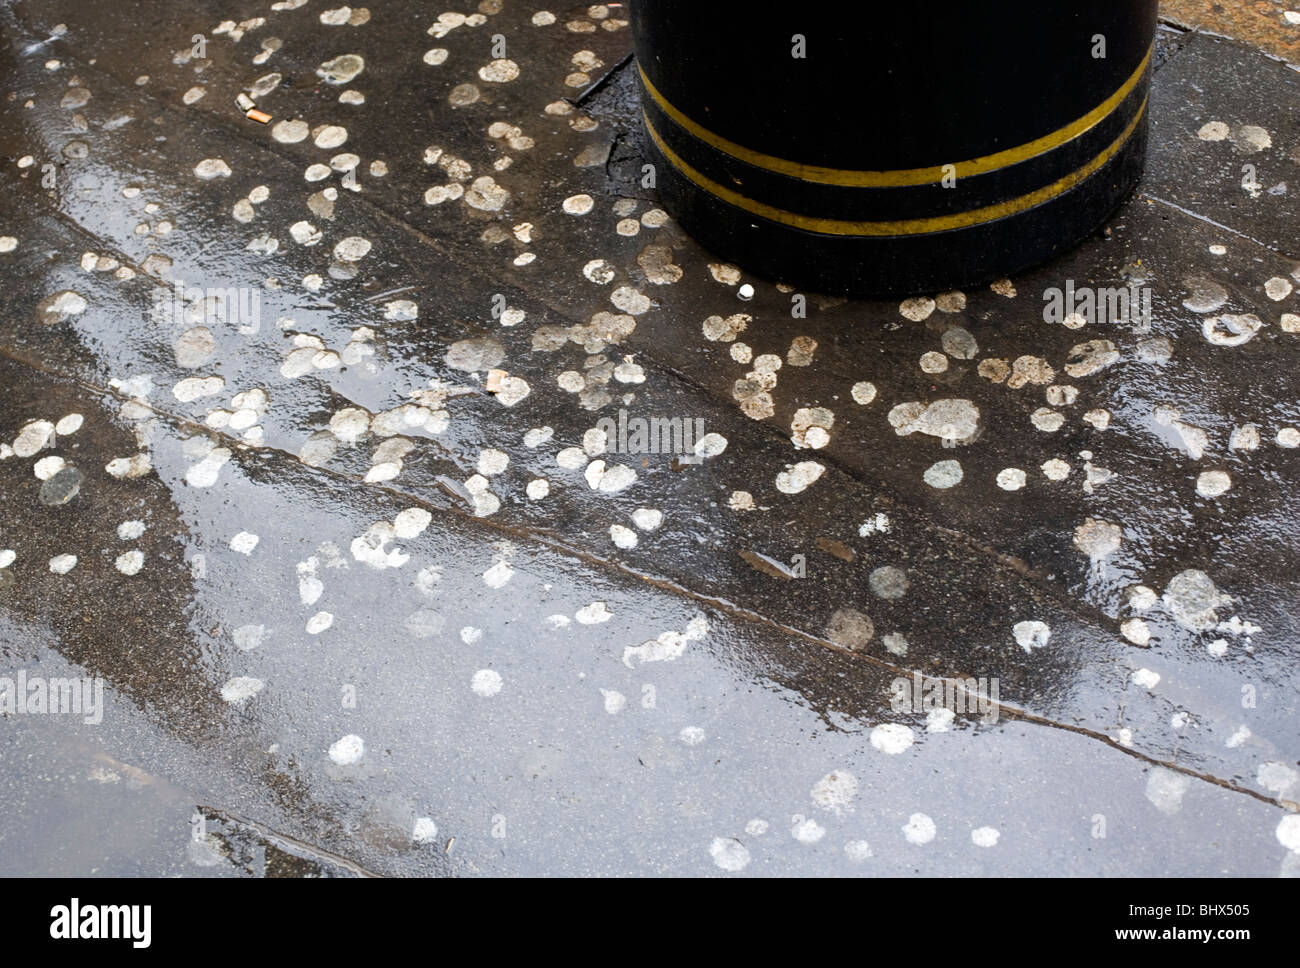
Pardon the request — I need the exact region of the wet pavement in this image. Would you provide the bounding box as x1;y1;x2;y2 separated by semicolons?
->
0;2;1298;876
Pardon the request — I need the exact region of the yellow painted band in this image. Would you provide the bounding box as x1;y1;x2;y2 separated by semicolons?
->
645;98;1147;237
638;45;1151;188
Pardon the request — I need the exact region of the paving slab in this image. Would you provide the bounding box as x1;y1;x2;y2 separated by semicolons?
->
0;2;1297;876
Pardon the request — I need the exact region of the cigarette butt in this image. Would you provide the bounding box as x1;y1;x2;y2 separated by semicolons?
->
235;92;255;111
486;369;506;392
246;109;272;124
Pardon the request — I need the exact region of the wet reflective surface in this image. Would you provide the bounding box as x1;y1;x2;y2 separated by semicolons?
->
0;3;1297;875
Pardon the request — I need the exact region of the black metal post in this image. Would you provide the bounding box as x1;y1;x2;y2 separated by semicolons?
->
630;2;1159;296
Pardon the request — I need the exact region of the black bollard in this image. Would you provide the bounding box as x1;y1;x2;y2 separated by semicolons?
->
630;2;1158;296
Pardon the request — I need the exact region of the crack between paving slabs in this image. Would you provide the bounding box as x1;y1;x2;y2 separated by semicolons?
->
1139;192;1300;263
197;804;386;877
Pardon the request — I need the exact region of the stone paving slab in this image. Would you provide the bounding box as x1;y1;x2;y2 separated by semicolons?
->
0;2;1296;875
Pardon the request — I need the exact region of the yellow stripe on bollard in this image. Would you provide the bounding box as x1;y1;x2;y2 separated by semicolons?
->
644;98;1148;236
638;44;1151;188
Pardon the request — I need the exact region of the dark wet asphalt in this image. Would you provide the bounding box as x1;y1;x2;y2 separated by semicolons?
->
0;2;1297;875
